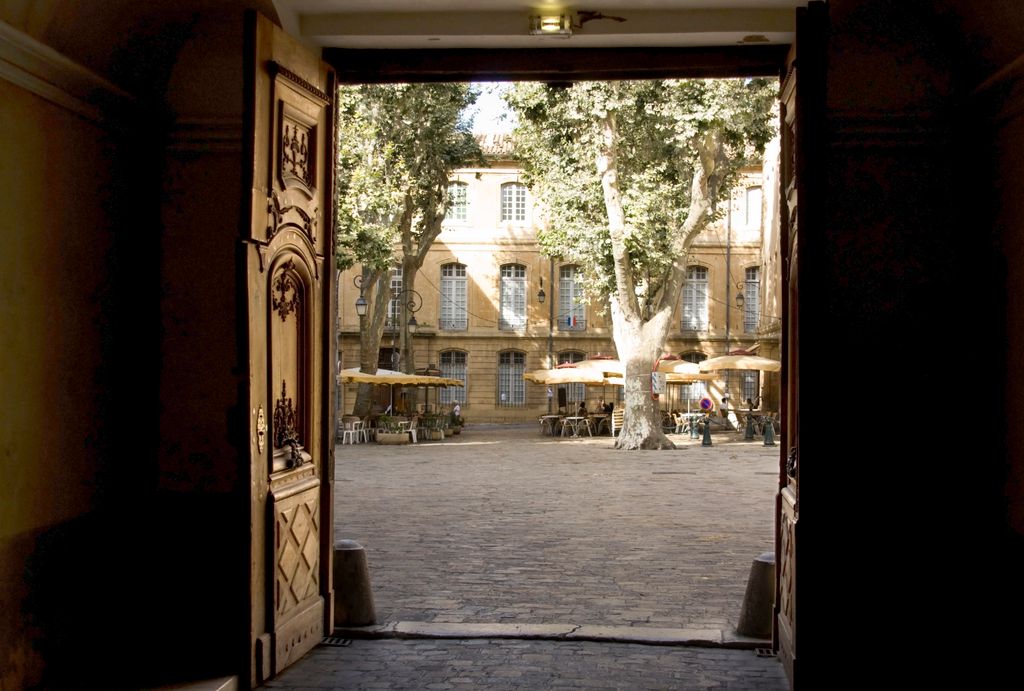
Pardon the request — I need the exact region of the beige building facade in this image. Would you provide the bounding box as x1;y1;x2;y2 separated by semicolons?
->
337;134;780;422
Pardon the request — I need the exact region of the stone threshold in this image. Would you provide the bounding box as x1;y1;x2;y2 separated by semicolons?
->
332;621;770;650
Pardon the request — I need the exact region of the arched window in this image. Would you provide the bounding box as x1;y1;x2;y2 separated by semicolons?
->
446;181;469;223
439;350;467;406
557;350;587;406
500;182;527;222
440;263;468;330
497;350;526;407
743;266;760;333
558;265;586;331
682;352;708;402
499;263;527;330
681;266;709;332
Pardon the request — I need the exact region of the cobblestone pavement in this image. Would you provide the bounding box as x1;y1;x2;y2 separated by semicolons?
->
263;638;788;690
263;423;788;690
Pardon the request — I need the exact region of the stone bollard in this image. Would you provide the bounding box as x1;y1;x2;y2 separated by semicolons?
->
333;539;376;627
736;551;775;638
701;415;713;446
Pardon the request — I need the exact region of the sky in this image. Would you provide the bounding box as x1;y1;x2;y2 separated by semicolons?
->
468;82;515;134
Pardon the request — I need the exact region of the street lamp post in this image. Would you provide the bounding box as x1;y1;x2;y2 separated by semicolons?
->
390;287;422;373
538;259;554;413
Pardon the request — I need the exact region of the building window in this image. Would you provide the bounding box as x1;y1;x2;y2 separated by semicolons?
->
440;263;468;330
439;350;467;406
500;182;527;222
745;185;763;229
741;370;759;405
682;352;707;402
387;266;403;331
499;263;527;330
557;350;587;407
498;351;526;407
558;265;586;331
447;182;468;223
682;266;709;332
724;369;760;407
744;266;760;334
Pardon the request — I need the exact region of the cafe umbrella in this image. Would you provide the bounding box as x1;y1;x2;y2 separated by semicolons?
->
339;367;463;413
697;354;781;373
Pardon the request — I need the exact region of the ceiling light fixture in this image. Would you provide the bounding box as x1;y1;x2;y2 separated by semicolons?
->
529;14;572;37
529;11;627;38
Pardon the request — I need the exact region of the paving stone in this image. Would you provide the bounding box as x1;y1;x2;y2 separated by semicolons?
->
262;425;787;689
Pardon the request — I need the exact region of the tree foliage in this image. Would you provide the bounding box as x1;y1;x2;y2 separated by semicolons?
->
334;83;483;413
505;78;776;448
507;79;775;306
335;83;482;273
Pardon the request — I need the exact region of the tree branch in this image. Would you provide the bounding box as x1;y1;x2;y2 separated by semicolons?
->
598;107;641;322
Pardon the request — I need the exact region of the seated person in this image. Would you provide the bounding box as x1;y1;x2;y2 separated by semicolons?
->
577;401;588;417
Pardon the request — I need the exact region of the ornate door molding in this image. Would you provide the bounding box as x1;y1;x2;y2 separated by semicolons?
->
245;12;335;684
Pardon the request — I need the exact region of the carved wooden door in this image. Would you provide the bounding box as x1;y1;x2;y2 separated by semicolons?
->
776;3;825;687
245;12;335;684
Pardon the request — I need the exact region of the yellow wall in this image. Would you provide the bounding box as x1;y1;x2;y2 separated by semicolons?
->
0;80;115;537
0;74;122;691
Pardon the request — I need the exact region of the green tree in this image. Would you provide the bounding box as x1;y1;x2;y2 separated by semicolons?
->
335;83;482;415
506;79;776;449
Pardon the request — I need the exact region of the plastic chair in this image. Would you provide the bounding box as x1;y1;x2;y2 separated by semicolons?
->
579;416;593;436
610;409;625;436
673;413;687;434
560;417;577;437
340;417;361;445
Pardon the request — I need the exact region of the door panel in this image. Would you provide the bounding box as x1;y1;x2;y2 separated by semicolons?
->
776;3;825;688
246;11;335;684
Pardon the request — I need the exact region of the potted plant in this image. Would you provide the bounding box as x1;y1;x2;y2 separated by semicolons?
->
421;412;446;441
375;414;409;445
449;410;464;434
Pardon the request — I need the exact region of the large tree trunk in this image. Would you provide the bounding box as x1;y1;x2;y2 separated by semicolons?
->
352;269;388;416
595;101;723;449
598;102;675;450
611;299;676;449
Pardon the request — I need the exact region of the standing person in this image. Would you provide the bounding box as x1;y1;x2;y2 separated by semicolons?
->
721;393;739;430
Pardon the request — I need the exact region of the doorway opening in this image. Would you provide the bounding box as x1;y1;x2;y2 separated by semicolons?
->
331;70;787;643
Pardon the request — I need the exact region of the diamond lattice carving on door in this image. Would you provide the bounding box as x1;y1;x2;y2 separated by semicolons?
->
276;494;321;616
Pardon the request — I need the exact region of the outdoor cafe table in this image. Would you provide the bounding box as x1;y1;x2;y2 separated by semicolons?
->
589;413;610;435
561;416;590;438
539;415;561;436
